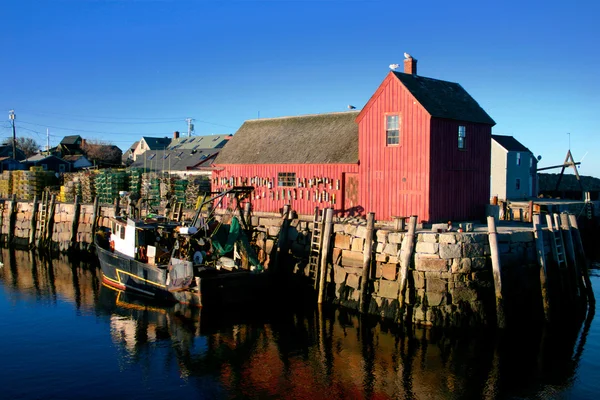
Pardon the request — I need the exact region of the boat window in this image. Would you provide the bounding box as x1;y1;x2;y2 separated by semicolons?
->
278;172;296;187
120;225;125;240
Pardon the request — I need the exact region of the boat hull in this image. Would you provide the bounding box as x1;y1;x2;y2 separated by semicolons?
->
96;243;270;308
96;242;201;307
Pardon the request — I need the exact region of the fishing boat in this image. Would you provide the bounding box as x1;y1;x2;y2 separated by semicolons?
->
95;186;269;307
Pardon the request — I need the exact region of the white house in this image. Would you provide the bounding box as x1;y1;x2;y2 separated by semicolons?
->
491;135;537;200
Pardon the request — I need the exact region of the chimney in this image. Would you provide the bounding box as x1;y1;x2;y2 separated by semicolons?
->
173;131;180;140
404;56;417;75
81;138;86;148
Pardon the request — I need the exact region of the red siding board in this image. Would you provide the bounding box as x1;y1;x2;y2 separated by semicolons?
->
358;75;431;221
429;119;491;221
212;164;359;215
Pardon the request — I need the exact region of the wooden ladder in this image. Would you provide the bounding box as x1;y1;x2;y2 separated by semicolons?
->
171;202;183;222
308;208;325;289
38;191;49;240
547;214;567;270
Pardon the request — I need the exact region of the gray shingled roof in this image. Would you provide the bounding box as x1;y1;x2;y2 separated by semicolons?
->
393;72;496;125
168;134;230;151
130;148;220;171
60;135;82;145
215;111;359;165
142;136;172;150
492;135;532;153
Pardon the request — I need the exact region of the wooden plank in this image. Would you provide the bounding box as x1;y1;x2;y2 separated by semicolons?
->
487;216;506;328
398;215;417;309
70;195;81;247
568;214;595;307
532;214;551;321
29;195;39;248
317;208;334;304
359;212;375;313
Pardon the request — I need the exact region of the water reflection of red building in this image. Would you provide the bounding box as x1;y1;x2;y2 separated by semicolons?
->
1;249;589;399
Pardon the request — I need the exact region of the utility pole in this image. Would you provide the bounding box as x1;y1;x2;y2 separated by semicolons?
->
46;128;50;154
186;118;194;138
9;110;16;159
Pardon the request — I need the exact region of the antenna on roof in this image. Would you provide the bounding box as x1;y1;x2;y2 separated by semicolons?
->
186;118;195;138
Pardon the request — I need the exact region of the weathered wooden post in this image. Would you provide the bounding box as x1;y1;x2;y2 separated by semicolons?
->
113;197;120;218
0;202;5;242
553;212;575;304
398;215;417;308
91;196;100;235
487;216;506;328
317;208;334;304
243;202;252;226
275;204;291;271
70;195;81;249
568;213;596;307
44;195;56;246
359;212;375;314
527;201;534;223
560;213;581;299
532;214;551;321
8;194;17;243
29;195;39;248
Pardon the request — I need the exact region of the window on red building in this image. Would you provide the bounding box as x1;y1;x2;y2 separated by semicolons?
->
278;172;296;187
386;115;400;145
458;126;466;149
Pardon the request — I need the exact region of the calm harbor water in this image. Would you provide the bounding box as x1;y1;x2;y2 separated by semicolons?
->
0;248;598;400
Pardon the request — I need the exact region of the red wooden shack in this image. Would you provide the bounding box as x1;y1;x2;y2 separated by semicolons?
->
212;56;495;222
212;111;360;216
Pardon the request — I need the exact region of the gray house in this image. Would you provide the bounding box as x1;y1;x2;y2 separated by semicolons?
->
491;135;537;200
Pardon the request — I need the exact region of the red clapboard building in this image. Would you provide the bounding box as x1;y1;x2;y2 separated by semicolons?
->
212;56;495;222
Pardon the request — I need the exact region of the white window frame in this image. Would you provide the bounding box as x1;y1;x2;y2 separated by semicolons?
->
516;152;521;166
277;172;296;187
458;126;466;149
385;114;400;146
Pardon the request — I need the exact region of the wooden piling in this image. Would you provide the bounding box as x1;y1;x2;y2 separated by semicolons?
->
29;195;39;248
113;197;120;218
243;202;252;226
91;197;99;235
8;194;17;243
560;213;581;299
0;202;4;241
317;208;334;304
275;205;291;271
359;212;375;314
45;195;56;244
568;214;596;307
70;195;81;248
554;212;575;304
398;215;417;308
487;216;506;328
532;214;551;321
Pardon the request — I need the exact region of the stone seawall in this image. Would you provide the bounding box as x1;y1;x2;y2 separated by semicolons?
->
0;197;116;252
0;196;590;328
229;209;579;328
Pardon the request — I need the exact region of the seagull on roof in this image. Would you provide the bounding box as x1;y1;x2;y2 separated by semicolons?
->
404;52;412;59
347;105;356;110
389;64;400;70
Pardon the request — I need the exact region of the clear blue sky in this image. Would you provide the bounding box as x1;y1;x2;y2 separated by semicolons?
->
1;0;599;176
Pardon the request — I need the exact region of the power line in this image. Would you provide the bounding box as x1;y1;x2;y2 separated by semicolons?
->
17;120;171;136
19;110;189;121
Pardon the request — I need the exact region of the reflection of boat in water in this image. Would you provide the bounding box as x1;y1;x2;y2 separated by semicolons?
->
95;187;270;307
